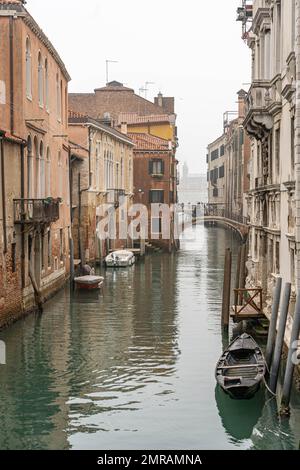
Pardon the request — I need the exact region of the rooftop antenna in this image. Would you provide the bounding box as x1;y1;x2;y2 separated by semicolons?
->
144;81;155;100
106;60;118;85
139;87;147;96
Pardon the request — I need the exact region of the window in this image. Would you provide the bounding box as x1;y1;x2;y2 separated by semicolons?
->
220;145;225;157
11;243;16;273
40;140;45;198
45;59;49;110
95;147;100;189
28;236;32;262
26;38;32;99
210;168;218;184
46;148;51;197
38;52;43;107
27;136;33;198
239;129;244;146
41;230;45;270
47;230;51;268
219;165;225;179
275;127;280;176
58;150;62;198
275;241;280;274
149;190;164;204
152;218;162;234
120;157;124;189
149;159;164;175
60;80;63;123
34;136;39;198
213;187;218;198
211;149;219;161
56;74;61;120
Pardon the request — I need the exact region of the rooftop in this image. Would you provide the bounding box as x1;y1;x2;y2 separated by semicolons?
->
128;133;171;151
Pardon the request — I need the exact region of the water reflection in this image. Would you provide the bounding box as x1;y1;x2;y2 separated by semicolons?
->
0;225;299;449
215;386;265;443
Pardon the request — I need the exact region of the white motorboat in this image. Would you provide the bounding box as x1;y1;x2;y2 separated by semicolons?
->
74;275;104;290
105;250;135;267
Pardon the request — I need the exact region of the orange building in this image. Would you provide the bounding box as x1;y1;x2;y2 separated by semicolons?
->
0;0;71;327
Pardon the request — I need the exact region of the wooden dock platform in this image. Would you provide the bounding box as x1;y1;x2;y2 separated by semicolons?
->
231;288;265;323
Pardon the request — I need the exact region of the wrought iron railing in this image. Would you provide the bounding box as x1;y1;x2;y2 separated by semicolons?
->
202;204;249;226
14;198;60;224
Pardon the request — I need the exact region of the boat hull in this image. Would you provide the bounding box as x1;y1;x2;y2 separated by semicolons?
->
74;276;104;290
215;333;266;400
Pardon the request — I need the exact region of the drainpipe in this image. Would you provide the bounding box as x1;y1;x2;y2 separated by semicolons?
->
20;142;26;288
296;0;300;289
0;135;7;254
69;147;75;290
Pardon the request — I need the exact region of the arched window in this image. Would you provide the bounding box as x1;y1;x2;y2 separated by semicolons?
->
58;150;62;197
120;157;124;189
45;59;49;110
56;74;61;120
27;136;33;198
46;148;51;197
95;148;99;189
40;141;45;198
34;136;39;198
26;37;32;98
129;159;132;190
38;52;43;107
60;80;63;123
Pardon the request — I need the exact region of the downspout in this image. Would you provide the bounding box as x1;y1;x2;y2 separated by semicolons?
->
69;147;75;290
20;143;25;288
296;0;300;289
0;136;7;254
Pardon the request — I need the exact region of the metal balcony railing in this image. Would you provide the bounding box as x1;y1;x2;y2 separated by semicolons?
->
203;204;249;226
14;198;60;225
107;189;126;207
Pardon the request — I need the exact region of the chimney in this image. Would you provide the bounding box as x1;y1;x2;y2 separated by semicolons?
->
121;122;128;135
157;92;163;107
237;89;247;119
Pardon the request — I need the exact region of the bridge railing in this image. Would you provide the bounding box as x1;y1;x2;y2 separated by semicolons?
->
178;203;249;226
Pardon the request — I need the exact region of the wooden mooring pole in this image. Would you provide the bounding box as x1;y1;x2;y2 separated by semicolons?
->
280;289;300;415
269;283;291;394
237;243;246;305
234;246;242;306
221;248;232;330
265;277;282;370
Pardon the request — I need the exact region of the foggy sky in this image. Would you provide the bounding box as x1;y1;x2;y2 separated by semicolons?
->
27;0;251;174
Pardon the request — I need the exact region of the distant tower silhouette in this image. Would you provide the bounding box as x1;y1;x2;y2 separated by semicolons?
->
183;162;189;182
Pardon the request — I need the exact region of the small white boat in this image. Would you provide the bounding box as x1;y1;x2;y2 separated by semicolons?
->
74;275;104;290
105;250;135;268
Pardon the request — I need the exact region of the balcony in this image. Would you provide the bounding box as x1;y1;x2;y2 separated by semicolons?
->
244;78;282;140
107;189;126;208
14;198;60;225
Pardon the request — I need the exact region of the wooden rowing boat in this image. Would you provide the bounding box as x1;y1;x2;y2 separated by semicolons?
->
215;333;266;400
74;275;104;290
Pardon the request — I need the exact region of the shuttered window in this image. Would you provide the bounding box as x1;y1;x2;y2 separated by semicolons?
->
149;190;164;203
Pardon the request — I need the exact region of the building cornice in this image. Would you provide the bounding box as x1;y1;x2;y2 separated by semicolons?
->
0;3;71;81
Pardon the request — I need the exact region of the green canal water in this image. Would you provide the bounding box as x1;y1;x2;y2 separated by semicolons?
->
0;225;300;450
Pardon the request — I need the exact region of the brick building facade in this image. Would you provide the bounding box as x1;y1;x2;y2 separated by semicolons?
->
68;112;134;263
69;81;179;251
0;0;71;327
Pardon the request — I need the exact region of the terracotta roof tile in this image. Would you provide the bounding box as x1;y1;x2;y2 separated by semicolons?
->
128;133;171;151
118;113;171;125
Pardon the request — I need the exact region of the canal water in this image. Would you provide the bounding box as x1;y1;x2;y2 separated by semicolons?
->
0;225;300;450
